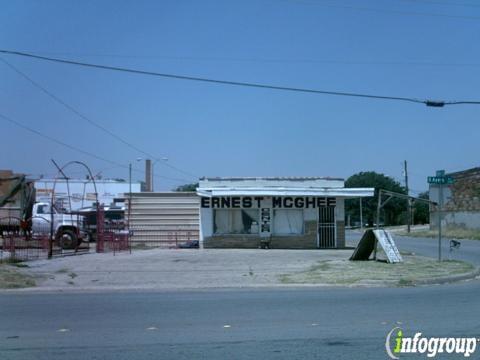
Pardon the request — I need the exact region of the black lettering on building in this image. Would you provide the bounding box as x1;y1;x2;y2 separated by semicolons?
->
201;197;210;208
254;197;264;207
242;197;252;208
212;197;220;208
317;197;326;207
221;197;230;208
231;197;241;208
327;197;336;206
272;197;282;208
284;197;293;208
305;197;315;208
294;197;304;208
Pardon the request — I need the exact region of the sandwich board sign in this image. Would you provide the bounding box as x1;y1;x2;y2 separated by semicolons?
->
350;229;403;263
373;229;403;263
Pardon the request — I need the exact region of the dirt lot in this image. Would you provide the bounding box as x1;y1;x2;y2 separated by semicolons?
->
2;248;477;291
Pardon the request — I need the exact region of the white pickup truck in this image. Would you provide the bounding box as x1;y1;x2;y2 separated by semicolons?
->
32;202;87;249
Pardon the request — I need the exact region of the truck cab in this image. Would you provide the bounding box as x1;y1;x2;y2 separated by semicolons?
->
32;202;87;249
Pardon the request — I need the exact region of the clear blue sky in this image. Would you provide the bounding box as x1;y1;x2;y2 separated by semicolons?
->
1;0;479;193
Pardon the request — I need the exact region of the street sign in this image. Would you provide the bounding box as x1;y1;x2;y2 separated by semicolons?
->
427;176;454;185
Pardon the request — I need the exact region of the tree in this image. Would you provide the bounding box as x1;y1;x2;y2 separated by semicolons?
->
413;191;429;225
345;171;407;227
174;183;198;192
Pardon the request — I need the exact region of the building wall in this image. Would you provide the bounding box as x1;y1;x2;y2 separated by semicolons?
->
127;192;200;244
200;196;346;249
429;167;480;230
35;179;141;210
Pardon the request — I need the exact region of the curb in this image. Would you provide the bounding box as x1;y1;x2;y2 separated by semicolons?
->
411;266;480;286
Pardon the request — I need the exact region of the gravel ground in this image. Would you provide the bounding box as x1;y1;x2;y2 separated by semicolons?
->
15;249;350;291
2;246;475;292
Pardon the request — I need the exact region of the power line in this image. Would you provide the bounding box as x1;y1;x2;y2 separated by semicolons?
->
0;56;198;180
2;50;480;106
10;50;480;68
0;112;193;184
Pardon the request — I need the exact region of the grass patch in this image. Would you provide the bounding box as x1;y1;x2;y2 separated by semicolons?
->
0;264;36;289
279;255;475;287
1;259;30;268
398;227;480;240
398;278;415;287
55;268;69;274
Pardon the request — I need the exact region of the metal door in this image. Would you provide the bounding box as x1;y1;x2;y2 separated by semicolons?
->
318;206;336;248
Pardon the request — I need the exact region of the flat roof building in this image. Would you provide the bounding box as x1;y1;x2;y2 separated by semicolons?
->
197;177;374;249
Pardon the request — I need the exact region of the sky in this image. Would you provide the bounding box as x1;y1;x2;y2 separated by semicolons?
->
1;0;479;193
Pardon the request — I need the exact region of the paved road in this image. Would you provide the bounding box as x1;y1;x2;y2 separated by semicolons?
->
347;230;480;265
1;281;480;360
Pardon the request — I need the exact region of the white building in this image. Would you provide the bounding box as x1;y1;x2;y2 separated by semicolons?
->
197;177;374;249
35;178;141;211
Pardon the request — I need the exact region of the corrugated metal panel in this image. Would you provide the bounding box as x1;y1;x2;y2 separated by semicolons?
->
126;192;200;245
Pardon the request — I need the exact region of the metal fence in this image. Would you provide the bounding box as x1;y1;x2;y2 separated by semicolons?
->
0;229;49;263
1;217;199;263
0;218;91;263
95;224;199;253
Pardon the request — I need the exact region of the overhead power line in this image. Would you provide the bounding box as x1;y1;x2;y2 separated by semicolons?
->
8;50;480;68
1;49;479;107
0;112;193;184
0;56;198;179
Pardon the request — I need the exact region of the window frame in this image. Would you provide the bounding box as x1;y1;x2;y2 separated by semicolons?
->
213;208;260;236
272;209;305;236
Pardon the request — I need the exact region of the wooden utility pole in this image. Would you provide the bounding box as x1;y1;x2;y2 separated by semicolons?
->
359;198;363;229
404;160;411;233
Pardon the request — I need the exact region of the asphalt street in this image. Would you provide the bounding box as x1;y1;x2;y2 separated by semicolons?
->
0;232;479;360
347;230;480;266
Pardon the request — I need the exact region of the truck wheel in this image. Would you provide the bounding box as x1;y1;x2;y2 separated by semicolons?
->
57;230;78;250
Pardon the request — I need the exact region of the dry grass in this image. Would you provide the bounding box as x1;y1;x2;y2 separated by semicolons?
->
279;255;474;287
0;264;36;289
398;227;480;240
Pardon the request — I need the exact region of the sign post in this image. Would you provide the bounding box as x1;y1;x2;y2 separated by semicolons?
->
428;170;454;262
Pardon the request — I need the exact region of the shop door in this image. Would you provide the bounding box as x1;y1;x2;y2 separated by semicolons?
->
318;206;336;248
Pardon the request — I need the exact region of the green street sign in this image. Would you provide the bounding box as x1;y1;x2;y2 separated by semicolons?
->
427;176;455;185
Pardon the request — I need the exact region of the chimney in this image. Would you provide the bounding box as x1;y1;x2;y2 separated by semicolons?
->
145;159;152;192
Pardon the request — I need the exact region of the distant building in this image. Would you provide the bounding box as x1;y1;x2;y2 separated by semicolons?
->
35;178;141;211
429;167;480;230
197;177;374;249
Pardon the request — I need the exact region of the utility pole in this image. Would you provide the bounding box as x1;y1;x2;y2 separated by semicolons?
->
128;163;132;225
438;183;443;262
359;198;363;230
404;160;411;233
129;163;132;196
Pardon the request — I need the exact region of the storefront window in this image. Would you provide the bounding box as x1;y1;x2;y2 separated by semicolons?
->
214;209;259;234
273;209;304;235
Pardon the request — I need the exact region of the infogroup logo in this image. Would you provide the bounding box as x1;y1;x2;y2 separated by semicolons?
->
385;327;479;359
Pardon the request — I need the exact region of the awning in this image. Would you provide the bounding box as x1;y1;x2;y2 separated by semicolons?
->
197;187;374;198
